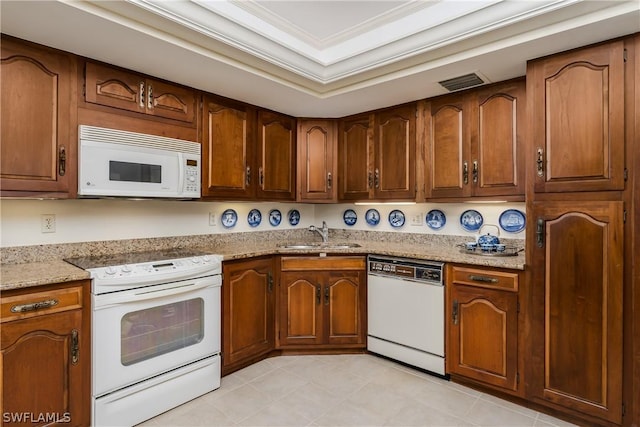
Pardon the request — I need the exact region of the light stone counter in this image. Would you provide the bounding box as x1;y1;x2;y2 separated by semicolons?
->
1;230;525;291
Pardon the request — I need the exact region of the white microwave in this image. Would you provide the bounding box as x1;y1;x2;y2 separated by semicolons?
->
78;125;201;199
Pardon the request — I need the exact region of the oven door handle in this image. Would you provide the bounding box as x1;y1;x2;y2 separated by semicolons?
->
94;279;216;309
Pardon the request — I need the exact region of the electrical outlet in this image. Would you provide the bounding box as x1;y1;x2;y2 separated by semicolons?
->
41;214;56;233
411;213;423;226
208;212;217;226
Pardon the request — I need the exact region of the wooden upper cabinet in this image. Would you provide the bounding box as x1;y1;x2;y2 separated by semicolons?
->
427;80;525;200
1;36;77;197
257;111;296;200
528;201;623;424
297;120;337;202
201;96;255;199
427;93;468;198
338;114;373;201
375;105;416;200
528;41;625;193
84;61;197;124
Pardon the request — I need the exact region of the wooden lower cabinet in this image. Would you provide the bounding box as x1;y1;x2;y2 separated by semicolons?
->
279;256;366;349
447;265;522;395
222;257;275;374
527;201;623;425
0;280;90;427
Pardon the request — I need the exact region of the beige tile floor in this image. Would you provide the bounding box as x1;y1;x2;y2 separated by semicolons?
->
139;354;579;427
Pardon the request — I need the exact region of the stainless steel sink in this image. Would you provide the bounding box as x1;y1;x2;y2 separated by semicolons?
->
278;242;361;250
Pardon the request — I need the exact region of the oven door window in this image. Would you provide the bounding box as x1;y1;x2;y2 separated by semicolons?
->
121;298;204;366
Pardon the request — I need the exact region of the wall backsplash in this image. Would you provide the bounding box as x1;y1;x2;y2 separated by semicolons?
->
0;199;525;248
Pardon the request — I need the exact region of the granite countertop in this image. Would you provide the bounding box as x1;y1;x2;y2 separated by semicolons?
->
1;237;525;292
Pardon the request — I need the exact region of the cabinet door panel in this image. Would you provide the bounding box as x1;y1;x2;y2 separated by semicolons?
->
1;310;83;427
326;272;365;345
375;106;416;199
223;258;274;368
297;120;336;201
474;81;525;197
85;61;144;114
530;41;624;192
257;111;295;200
202;98;254;199
280;273;323;346
338;116;373;200
449;285;518;391
1;38;75;195
428;96;468;198
529;201;623;423
147;79;196;123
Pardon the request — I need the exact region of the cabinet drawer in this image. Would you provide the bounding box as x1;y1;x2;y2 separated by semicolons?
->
281;256;365;271
1;285;83;323
451;266;519;292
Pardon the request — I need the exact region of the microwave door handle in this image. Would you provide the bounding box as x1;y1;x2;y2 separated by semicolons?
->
177;153;185;194
95;280;215;308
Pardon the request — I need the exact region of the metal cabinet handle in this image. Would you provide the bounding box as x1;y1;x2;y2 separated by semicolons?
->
327;172;332;190
463;162;469;185
139;82;145;108
58;146;66;176
472;161;478;184
374;168;380;189
368;171;373;189
267;272;273;294
536;148;544;177
536;218;545;248
71;329;79;364
316;286;321;305
11;298;59;313
147;84;154;110
452;300;459;325
259;167;264;187
246;166;251;185
468;275;498;283
324;286;330;306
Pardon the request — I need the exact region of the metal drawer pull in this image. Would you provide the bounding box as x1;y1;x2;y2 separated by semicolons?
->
468;275;498;283
11;298;59;313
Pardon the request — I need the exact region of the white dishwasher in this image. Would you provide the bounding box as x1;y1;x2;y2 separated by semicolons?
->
367;255;446;376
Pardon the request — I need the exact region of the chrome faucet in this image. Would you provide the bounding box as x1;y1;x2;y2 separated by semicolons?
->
309;221;329;243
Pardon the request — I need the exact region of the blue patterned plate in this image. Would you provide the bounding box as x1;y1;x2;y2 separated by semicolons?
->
343;209;357;226
269;209;282;227
288;209;300;226
388;210;405;228
247;209;262;227
365;209;380;226
499;209;526;233
460;209;483;232
426;209;446;230
221;209;238;229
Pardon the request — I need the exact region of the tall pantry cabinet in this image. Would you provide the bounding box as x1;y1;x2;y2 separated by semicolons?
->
525;38;630;426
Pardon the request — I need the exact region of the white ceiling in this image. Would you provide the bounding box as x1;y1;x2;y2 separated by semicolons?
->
1;0;639;117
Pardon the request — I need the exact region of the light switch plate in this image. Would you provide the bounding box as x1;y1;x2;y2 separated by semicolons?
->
411;213;423;226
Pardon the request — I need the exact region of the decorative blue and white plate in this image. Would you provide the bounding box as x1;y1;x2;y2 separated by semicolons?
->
499;209;526;233
343;209;357;226
388;210;405;228
247;209;262;227
268;209;282;227
365;209;380;226
426;209;446;230
221;209;238;229
288;209;300;226
460;209;483;232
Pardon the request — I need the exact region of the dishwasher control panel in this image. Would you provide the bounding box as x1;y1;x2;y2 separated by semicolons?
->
368;256;444;285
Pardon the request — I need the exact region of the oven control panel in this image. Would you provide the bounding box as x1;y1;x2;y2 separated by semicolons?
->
88;254;222;284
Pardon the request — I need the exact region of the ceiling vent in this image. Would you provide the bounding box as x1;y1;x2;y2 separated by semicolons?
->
438;73;485;92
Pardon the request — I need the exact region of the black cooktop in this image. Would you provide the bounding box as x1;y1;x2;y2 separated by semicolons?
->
64;248;213;270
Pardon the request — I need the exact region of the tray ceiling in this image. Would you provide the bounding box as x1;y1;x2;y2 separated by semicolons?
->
1;0;638;117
